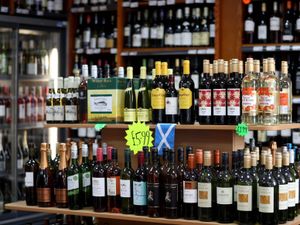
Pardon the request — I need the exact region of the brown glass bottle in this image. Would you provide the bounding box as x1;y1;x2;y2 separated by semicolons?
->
177;146;185;217
55;143;68;208
36;143;54;207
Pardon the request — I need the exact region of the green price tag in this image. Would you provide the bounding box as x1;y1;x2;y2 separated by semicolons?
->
235;123;249;137
125;121;154;155
94;123;106;131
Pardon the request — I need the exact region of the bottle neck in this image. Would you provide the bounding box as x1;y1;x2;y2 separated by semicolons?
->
40;150;48;170
59;151;67;170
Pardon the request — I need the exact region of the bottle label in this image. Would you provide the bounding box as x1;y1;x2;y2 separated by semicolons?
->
17;159;23;169
297;18;300;31
141;27;149;39
132;34;142;47
174;76;180;90
47;1;54;11
244;20;255;32
46;106;53;121
217;187;233;205
25;172;34;187
97;37;106;48
209;24;215;38
179;88;193;109
75;37;81;49
53;106;64;121
55;188;67;204
83;30;91;44
181;32;192;46
281;129;291;137
120;179;131;198
279;89;290;115
124;27;131;37
270;17;280;31
165;97;178;115
288;181;296;207
107;176;120;196
37;104;43;118
174;33;181;46
19;104;26;120
258;25;267;40
191;74;199;89
242;87;257;114
157;25;164;39
199;31;209;46
282;35;293;42
258;87;276;113
213;89;226;116
227;88;241;116
54;0;63;11
296;179;299;204
293;131;300;144
234;185;237;202
133;181;147;205
137;108;150;122
147;182;160;207
183;181;197;203
198;182;212;208
37;188;51;203
92;177;105;197
27;63;38;75
31;103;36;118
198;89;212;116
67;174;79;191
65;105;77;121
0;105;5;117
0;201;3;213
279;184;288;210
192;32;201;46
258;186;274;213
124;108;136;122
165;33;174;46
26;103;31;118
151;88;165;109
165;183;178;209
90;37;97;49
82;172;91;188
237;185;252;211
150;27;157;39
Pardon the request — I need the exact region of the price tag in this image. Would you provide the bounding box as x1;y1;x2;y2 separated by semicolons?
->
185;0;194;4
253;46;263;52
93;49;101;54
157;0;166;6
197;49;206;54
110;48;117;54
235;123;249;137
125;122;153;155
265;46;276;51
292;45;300;51
99;5;107;11
130;2;138;8
86;49;93;55
22;9;30;14
1;7;8;13
188;50;197;55
167;0;175;4
91;6;99;11
122;1;130;7
76;48;84;54
206;48;215;54
149;0;157;6
129;51;137;56
195;0;204;3
279;45;290;51
121;52;128;56
95;124;106;132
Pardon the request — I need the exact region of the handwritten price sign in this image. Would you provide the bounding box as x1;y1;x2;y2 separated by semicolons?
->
125;121;153;154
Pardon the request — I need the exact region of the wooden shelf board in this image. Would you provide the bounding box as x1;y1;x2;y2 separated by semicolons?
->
242;43;300;52
43;123;300;131
5;201;300;225
242;43;300;47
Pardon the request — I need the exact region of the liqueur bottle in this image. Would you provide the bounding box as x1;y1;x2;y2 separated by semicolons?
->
55;143;68;208
92;147;106;212
25;143;38;206
124;67;136;123
165;69;178;123
80;144;92;207
279;61;292;123
183;153;197;219
216;152;233;223
177;147;185;217
198;150;216;221
137;66;150;123
36;143;54;207
120;149;133;214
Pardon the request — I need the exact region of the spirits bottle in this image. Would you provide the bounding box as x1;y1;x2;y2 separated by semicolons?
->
242;58;258;125
137;66;150;123
124;67;136;123
165;69;178;123
25;143;38;206
92;147;107;212
120;148;133;214
279;61;292;123
55;143;68;208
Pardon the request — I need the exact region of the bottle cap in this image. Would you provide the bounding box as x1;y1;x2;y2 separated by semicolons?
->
97;147;103;162
68;76;74;89
71;143;78;159
168;69;173;76
91;65;98;78
203;59;210;73
82;144;88;157
82;64;89;77
140;66;147;79
204;150;212;166
57;77;64;89
126;67;133;79
161;62;168;76
118;67;124;78
155;61;161;76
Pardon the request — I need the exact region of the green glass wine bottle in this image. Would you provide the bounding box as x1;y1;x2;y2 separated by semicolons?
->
80;144;92;207
124;66;136;123
137;66;150;123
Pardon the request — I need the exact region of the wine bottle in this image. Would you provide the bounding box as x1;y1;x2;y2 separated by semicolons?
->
177;147;184;217
107;148;121;213
174;9;182;46
279;61;292;123
269;1;281;43
132;11;142;48
92;147;107;212
232;151;240;219
120;148;133;214
25;143;38;206
179;60;195;124
80;144;92;207
67;143;82;210
289;149;299;216
53;77;64;123
124;67;136;123
165;9;174;47
133;151;147;215
65;77;78;123
83;15;91;49
192;8;201;46
78;64;89;123
160;148;169;217
195;149;203;176
143;146;150;173
36;143;54;207
199;7;210;46
256;2;268;43
98;16;107;49
165;69;178;123
137;66;150;123
55;143;68;208
141;9;149;47
147;147;161;217
282;0;294;43
250;152;259;222
156;9;164;48
198;150;216;221
244;3;255;44
150;9;158;47
183;153;197;219
259;154;279;224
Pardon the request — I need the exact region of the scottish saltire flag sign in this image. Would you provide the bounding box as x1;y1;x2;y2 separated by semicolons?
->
154;123;176;155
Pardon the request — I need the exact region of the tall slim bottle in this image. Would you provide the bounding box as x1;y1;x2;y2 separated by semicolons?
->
78;64;89;123
137;66;150;123
289;149;299;216
55;143;68;208
53;77;64;123
25;143;38;206
165;69;178;123
124;67;136;123
279;61;292;123
177;147;185;217
80;144;92;207
120;149;133;214
46;79;54;123
232;151;240;219
36;143;53;207
179;60;195;124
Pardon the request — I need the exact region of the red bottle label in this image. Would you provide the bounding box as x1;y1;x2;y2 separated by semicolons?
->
213;89;226;116
227;88;241;116
198;89;212;116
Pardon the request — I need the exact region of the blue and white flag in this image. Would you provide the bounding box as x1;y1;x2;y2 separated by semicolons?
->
154;123;176;155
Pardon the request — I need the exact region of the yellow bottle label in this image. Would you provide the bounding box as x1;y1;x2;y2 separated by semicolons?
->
137;108;150;122
179;88;192;109
124;108;136;122
151;88;165;109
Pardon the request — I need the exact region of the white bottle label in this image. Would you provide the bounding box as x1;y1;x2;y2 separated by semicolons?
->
75;37;81;49
174;76;180;90
133;181;147;205
209;24;215;38
124;27;131;37
83;30;91;44
150;27;157;39
244;20;255;32
107;177;117;196
92;177;105;197
53;106;64;121
25;172;34;187
46;106;53;121
90;37;97;49
165;33;174;46
183;181;197;203
173;33;181;46
120;179;131;198
165;97;178;115
279;184;289;210
132;34;142;47
65;105;77;121
191;74;199;89
259;186;274;213
282;35;293;41
19;104;26;120
198;89;212;116
237;185;252;211
293;131;300;145
270;17;280;31
157;25;164;39
17;159;23;169
288;181;296;207
181;32;192;46
217;187;233;205
97;37;106;48
281;129;291;137
297;18;300;31
0;105;5;117
47;0;54;11
26;103;31;118
141;27;149;39
54;0;63;11
67;174;79;191
27;63;37;75
198;182;212;208
296;179;299;204
82;172;91;188
258;25;267;40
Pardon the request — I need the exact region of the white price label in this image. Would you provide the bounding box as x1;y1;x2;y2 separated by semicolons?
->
280;45;290;51
266;46;276;51
253;46;263;52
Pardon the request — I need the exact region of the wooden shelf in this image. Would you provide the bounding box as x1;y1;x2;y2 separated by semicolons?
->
70;4;117;13
44;123;300;131
19;75;49;82
5;201;300;225
242;43;300;53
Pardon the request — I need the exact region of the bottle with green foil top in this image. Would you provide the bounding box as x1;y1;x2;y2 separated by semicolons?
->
67;143;82;210
124;67;136;123
80;144;92;207
137;66;150;122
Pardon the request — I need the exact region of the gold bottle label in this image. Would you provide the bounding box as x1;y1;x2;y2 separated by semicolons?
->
151;88;165;109
124;108;136;122
137;108;150;122
179;88;192;109
37;188;51;203
55;188;68;204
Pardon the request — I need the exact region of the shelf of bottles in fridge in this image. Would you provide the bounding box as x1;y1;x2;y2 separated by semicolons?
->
75;48;117;55
70;4;117;14
0;75;11;81
242;44;300;53
121;47;215;56
122;0;214;8
15;8;67;20
18;122;44;130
